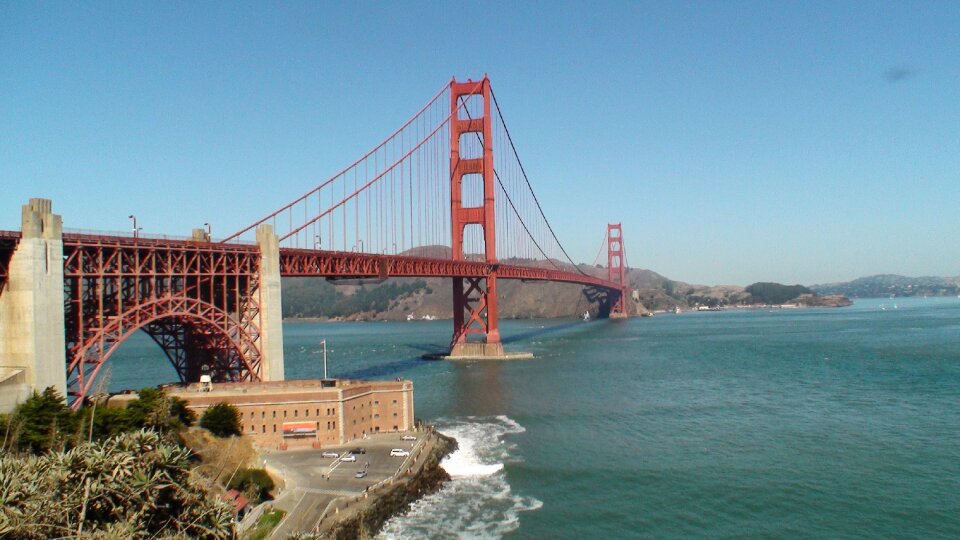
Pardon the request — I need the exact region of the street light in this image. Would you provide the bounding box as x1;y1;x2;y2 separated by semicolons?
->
204;222;211;237
320;339;328;379
314;234;321;250
128;215;138;238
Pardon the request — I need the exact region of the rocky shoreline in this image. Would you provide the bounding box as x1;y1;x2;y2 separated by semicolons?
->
313;430;457;539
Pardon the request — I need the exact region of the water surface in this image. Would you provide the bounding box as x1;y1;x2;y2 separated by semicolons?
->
109;297;960;538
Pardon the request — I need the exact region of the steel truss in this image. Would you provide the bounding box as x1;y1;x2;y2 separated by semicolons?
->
61;233;264;403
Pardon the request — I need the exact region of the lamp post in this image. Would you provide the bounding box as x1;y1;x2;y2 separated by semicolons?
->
314;234;321;250
204;222;211;237
321;339;328;379
128;215;138;238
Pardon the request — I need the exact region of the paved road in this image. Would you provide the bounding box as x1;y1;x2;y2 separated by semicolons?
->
265;433;422;538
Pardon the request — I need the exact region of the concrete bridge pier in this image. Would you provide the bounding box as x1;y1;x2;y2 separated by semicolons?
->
0;199;67;412
255;224;285;381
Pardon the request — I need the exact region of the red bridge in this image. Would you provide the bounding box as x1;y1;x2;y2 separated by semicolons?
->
0;77;629;407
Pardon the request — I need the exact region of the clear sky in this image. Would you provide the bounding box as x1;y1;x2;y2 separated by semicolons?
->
2;2;958;285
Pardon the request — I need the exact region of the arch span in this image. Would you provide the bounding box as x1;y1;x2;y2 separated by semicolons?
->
67;295;262;404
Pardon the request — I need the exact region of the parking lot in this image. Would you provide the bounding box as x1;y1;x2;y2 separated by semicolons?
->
262;432;423;537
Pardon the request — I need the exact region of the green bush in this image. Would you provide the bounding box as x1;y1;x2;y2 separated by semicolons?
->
0;429;233;538
125;387;196;430
228;468;275;502
200;402;242;437
9;387;77;453
78;386;196;443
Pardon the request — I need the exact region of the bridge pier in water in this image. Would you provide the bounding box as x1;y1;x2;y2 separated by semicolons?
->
427;77;533;361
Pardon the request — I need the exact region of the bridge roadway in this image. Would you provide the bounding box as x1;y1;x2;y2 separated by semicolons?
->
1;230;620;292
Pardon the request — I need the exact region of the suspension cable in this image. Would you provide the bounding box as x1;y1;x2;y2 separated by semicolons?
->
458;95;558;268
490;87;588;275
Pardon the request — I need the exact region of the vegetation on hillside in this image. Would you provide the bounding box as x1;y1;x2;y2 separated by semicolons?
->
745;282;812;305
812;274;960;298
282;278;429;318
0;429;233;538
228;468;275;503
0;387;277;538
0;387;193;454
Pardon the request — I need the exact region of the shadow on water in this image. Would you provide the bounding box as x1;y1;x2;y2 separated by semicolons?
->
501;319;592;344
335;357;423;380
405;342;450;355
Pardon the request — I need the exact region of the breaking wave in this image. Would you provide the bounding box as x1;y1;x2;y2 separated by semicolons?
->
377;415;542;539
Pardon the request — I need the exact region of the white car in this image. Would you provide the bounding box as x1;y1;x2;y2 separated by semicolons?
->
341;455;357;462
390;449;410;457
400;435;417;441
321;451;339;458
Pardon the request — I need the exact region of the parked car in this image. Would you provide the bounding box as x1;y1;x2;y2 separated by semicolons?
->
350;448;366;455
400;435;417;441
390;449;410;457
341;455;357;462
354;470;368;478
321;451;339;458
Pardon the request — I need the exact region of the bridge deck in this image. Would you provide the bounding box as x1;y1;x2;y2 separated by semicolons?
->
0;231;621;292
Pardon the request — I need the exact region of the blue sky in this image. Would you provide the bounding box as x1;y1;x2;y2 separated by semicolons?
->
2;1;958;285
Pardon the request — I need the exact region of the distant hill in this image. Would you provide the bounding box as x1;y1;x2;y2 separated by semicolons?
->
812;274;960;298
281;250;649;321
279;253;849;320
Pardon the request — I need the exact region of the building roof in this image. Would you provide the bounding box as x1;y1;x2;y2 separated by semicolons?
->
221;489;252;513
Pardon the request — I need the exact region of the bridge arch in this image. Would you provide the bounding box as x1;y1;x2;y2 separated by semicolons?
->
67;295;262;403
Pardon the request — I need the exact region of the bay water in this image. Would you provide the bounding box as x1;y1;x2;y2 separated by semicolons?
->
108;297;960;538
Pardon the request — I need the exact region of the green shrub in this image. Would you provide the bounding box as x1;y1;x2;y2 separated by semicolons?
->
11;387;77;453
227;468;275;502
200;403;241;437
0;429;233;538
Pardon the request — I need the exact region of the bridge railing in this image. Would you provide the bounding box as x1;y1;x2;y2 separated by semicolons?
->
62;228;257;246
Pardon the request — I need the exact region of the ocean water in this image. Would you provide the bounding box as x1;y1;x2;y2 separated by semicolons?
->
107;297;960;538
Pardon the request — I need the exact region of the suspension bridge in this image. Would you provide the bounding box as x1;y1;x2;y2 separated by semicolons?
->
0;77;629;408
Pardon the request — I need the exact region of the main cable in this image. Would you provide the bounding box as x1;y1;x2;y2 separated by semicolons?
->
490;87;588;275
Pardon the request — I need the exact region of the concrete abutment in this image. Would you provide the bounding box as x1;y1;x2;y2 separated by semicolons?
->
0;199;67;412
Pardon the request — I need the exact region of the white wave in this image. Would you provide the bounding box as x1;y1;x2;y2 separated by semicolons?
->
377;415;542;540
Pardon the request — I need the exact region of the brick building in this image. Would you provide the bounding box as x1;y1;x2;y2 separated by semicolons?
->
165;378;414;448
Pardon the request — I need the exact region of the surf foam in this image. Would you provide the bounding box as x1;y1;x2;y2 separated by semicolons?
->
377;415;542;539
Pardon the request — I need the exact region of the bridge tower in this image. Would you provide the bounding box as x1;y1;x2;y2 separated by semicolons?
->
607;223;628;318
447;76;505;357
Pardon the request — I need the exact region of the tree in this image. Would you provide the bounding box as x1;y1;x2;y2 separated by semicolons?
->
12;387;78;454
200;403;242;437
126;387;196;432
